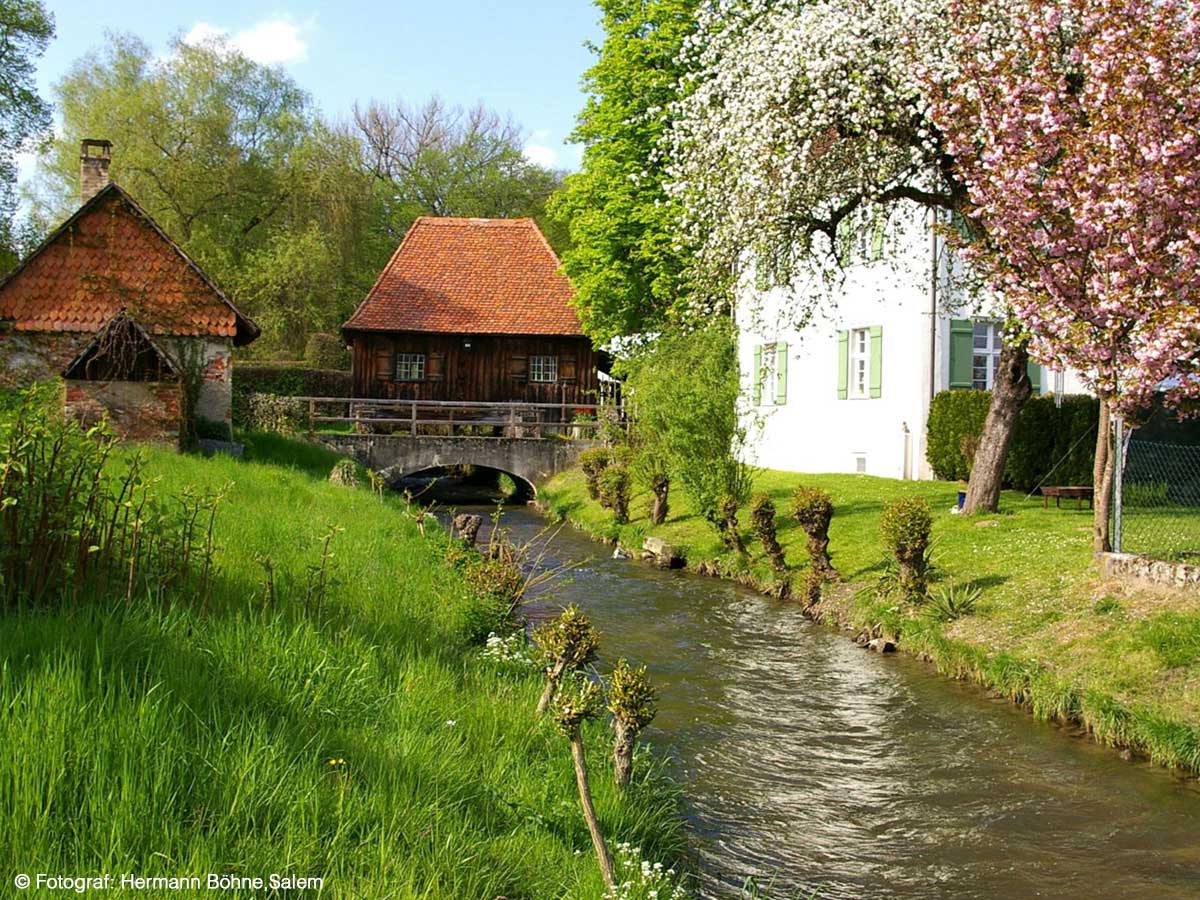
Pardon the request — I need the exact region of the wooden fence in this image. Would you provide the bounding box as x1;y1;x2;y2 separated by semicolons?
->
282;397;624;441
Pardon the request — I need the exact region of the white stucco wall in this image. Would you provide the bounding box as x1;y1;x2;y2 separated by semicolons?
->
735;203;1084;480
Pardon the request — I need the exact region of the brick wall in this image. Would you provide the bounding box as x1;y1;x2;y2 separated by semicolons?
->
64;380;181;445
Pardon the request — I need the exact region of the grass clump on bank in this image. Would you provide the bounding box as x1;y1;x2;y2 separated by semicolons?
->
0;403;683;897
542;466;1200;775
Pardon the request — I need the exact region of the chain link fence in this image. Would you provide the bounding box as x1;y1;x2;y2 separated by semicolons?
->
1117;437;1200;563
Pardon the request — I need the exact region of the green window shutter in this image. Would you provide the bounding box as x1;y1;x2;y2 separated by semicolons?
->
836;331;849;399
1027;360;1042;395
774;341;788;405
949;319;974;389
869;326;883;398
870;216;886;261
752;344;763;405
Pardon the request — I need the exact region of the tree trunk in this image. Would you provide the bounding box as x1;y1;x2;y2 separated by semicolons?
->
613;720;635;789
1093;398;1114;554
570;732;616;889
963;340;1032;514
650;475;669;526
536;661;566;716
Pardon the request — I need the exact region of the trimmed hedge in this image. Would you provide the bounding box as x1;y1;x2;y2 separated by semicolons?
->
232;365;353;428
926;391;1099;491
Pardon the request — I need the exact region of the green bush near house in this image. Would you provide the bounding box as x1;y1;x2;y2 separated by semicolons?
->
303;332;351;370
232;365;354;427
926;391;1099;490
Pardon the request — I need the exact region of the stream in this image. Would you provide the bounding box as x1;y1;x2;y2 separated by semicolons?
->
481;505;1200;898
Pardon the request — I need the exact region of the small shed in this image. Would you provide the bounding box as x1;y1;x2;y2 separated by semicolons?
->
0;140;258;444
342;217;598;410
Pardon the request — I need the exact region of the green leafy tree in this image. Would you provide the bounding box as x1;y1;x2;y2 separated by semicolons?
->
32;35;388;354
618;321;753;534
0;0;54;272
548;0;699;342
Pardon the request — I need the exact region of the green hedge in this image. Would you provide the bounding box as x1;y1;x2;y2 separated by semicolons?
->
926;391;1099;491
232;365;353;428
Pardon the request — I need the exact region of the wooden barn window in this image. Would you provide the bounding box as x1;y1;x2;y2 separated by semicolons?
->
530;355;558;383
395;353;426;382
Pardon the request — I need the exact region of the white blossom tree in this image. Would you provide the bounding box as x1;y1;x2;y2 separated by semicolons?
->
666;0;1034;512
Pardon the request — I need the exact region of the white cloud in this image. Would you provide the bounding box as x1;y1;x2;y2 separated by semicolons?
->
523;143;558;168
183;17;311;66
524;129;559;168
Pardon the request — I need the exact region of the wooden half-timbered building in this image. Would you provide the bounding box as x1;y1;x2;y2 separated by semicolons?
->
342;217;598;408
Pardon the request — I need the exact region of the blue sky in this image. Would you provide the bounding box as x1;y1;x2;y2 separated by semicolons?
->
32;0;602;171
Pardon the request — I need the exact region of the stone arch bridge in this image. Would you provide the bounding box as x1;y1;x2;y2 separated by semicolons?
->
312;433;594;495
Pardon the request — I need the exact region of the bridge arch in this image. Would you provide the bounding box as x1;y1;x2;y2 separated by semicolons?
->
313;434;593;495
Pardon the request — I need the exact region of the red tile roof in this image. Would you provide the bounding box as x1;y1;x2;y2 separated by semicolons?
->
0;184;258;345
343;217;582;336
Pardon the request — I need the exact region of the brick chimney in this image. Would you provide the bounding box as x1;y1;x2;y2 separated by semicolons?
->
80;139;113;203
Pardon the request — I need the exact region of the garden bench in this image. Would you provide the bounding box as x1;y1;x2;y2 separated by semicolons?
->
1041;485;1094;510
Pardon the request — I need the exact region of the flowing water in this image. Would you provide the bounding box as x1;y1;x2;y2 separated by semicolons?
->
482;506;1200;898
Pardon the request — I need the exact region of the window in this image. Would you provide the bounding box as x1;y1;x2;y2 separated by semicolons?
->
971;322;1003;390
849;328;870;398
395;352;425;382
530;355;558;383
752;342;788;406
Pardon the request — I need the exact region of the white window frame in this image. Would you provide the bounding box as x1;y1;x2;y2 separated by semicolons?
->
529;355;558;383
395;352;425;382
849;327;870;399
971;321;1003;390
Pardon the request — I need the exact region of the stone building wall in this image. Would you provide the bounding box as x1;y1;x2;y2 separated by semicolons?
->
1;327;234;435
64;380;181;445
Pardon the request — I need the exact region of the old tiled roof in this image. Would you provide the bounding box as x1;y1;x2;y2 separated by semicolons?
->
0;183;259;345
343;217;582;336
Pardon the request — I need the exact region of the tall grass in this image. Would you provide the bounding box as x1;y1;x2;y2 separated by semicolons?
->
0;423;683;897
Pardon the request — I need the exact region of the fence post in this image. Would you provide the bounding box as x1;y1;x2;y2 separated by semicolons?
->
508;401;516;439
1112;414;1124;553
410;400;417;437
308;399;315;439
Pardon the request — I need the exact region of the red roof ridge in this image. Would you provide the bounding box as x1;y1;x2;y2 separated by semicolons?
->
0;182;259;345
343;215;581;337
412;216;537;228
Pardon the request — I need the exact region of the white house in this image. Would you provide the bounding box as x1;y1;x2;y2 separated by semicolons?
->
737;202;1088;480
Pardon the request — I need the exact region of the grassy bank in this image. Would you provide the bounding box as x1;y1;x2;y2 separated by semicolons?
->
0;432;683;898
542;467;1200;775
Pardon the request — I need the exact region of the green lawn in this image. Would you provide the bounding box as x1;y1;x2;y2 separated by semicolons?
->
542;468;1200;773
0;434;682;898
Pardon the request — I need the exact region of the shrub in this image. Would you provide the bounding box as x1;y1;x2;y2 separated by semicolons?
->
328;459;360;488
195;416;232;442
534;604;600;716
718;493;748;555
748;493;787;572
607;658;657;789
246;393;305;434
926;390;1100;490
579;448;613;500
791;486;837;599
879;496;933;600
926;584;981;622
0;389;224;609
303;333;349;370
598;464;631;524
232;365;353;428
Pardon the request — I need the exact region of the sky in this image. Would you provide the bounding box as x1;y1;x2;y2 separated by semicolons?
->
26;0;603;178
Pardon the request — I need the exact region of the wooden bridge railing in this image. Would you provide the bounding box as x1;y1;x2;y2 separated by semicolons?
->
279;396;625;441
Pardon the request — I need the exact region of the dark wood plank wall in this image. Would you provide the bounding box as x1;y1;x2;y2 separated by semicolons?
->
348;331;600;407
